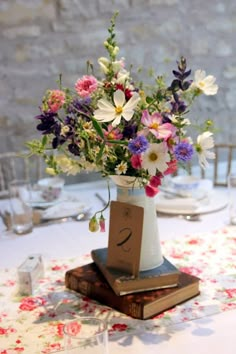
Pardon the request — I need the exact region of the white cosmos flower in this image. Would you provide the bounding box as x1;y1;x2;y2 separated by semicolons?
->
192;70;218;95
196;131;215;168
94;89;140;127
142;143;170;175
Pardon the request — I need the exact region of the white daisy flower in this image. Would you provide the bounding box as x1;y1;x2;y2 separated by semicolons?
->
142;143;170;175
94;89;140;127
115;161;128;175
192;70;218;95
196;131;215;168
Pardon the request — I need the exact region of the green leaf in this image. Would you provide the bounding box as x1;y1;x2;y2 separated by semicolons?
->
146;96;153;104
96;143;105;163
107;139;128;146
91;118;104;139
42;135;48;146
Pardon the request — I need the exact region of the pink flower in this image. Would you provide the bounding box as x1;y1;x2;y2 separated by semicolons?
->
104;124;123;141
0;327;7;335
75;75;98;97
56;323;64;338
19;298;39;311
141;110;173;140
164;160;178;175
13;347;24;352
19;297;46;311
65;321;81;336
149;174;162;188
110;323;128;332
47;90;66;113
145;184;158;197
99;215;106;232
131;154;142;169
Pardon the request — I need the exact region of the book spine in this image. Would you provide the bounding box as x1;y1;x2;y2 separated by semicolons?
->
91;256;119;295
65;272;143;319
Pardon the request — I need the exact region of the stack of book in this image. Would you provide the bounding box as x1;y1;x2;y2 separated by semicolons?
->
65;247;200;320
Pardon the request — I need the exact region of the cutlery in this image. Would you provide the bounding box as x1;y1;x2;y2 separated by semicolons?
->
1;211;92;230
36;211;92;227
183;214;201;221
95;192;107;207
156;211;201;221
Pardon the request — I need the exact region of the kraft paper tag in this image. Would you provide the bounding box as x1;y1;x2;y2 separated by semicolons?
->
107;201;144;276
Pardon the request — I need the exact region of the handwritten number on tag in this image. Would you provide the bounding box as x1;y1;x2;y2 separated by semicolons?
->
117;227;132;252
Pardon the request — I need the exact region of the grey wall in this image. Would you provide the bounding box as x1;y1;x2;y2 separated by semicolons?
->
0;0;235;157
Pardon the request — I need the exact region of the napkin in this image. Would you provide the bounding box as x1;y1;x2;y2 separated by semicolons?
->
42;201;89;220
156;195;199;213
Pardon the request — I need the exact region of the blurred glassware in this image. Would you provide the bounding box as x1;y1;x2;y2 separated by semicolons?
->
37;177;65;202
9;179;33;235
228;173;236;225
63;317;108;354
171;175;201;197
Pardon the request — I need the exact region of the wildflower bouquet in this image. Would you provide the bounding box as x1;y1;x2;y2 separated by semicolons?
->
27;13;218;231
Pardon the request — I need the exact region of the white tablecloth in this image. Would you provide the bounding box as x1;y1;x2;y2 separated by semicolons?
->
0;180;235;354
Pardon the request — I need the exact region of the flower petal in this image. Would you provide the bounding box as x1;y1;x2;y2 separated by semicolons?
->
122;110;135;121
97;99;115;111
114;90;125;107
124;92;140;110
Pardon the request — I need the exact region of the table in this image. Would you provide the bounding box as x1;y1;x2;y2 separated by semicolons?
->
0;180;236;354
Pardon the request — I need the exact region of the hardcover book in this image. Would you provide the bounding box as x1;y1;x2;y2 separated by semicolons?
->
65;262;200;320
91;247;180;295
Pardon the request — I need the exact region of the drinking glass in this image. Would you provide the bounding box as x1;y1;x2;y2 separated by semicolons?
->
63;317;108;354
228;173;236;225
9;179;33;235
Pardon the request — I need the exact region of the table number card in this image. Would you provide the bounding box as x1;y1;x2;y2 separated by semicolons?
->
106;200;144;277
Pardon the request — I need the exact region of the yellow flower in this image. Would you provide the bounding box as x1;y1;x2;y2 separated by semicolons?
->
45;167;57;176
89;216;99;232
55;155;81;175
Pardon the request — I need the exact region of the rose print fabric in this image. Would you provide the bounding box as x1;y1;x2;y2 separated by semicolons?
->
0;227;236;353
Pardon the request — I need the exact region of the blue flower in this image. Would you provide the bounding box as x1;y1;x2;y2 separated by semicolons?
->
174;141;194;162
128;135;149;155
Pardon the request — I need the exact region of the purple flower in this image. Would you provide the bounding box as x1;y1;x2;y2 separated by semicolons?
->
52;135;66;149
128;135;149;155
169;56;192;92
68;143;80;156
170;93;187;114
68;98;92;118
35;111;60;135
174;141;194;162
122;122;138;139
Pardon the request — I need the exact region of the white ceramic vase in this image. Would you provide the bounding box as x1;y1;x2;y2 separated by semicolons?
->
110;176;163;271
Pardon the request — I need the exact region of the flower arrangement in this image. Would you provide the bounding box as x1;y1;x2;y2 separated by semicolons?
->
27;12;218;231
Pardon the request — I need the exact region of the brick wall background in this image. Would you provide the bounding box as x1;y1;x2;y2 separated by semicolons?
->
0;0;235;162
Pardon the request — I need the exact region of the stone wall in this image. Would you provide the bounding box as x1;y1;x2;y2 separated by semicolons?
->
0;0;235;157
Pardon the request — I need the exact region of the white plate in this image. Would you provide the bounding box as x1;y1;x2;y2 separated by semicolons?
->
29;190;67;209
42;201;90;220
160;186;207;200
156;190;228;215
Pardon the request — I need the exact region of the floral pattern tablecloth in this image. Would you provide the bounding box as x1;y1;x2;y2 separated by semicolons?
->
0;226;236;353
